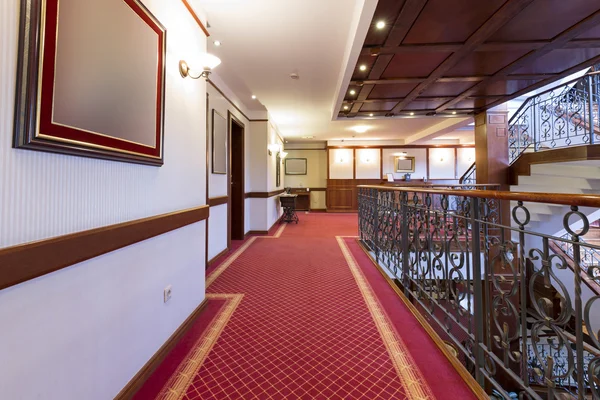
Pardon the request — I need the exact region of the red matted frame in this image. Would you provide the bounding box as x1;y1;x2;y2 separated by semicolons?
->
13;0;166;166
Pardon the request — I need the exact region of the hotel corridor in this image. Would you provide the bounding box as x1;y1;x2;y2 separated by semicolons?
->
132;214;480;399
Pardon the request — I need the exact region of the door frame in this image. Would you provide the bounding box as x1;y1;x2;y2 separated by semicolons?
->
228;111;245;246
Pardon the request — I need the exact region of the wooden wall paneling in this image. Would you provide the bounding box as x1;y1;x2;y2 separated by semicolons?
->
0;206;210;291
380;148;383;179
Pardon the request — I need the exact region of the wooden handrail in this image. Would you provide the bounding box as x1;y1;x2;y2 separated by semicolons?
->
357;184;600;208
458;162;476;184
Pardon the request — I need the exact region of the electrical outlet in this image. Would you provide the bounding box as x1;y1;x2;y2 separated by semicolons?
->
164;285;172;303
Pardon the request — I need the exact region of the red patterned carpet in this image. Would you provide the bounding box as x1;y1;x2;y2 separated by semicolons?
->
133;214;479;399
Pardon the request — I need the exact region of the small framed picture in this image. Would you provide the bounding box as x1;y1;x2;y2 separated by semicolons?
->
394;156;416;173
386;173;394;182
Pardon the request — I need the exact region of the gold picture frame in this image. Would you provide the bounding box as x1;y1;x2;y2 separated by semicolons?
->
394;156;415;173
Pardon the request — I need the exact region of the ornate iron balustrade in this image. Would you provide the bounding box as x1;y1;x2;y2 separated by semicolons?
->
509;71;600;164
558;233;600;269
459;162;476;186
358;184;600;399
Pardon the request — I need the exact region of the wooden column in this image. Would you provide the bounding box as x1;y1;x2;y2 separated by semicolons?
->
474;109;509;189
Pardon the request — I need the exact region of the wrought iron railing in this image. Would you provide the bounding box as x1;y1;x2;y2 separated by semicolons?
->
459;162;476;186
358;185;600;399
508;71;600;163
558;233;600;269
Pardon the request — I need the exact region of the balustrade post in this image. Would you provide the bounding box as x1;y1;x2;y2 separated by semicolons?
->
569;206;585;399
471;197;486;388
587;76;595;145
374;189;380;264
400;192;410;296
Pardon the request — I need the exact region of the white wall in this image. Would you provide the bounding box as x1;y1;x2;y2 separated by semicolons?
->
457;147;476;178
355;148;381;179
283;149;327;210
382;148;427;180
206;82;251;256
0;1;208;399
329;149;354;179
429;148;456;179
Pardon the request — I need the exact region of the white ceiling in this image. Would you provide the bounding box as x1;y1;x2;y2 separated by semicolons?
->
200;0;472;141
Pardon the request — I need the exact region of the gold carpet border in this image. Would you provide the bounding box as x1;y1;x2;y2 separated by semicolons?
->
157;293;244;400
336;236;434;400
206;224;286;287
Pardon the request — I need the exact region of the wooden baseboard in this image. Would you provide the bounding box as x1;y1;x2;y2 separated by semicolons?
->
355;239;488;400
326;209;358;213
308;208;326;212
114;299;208;399
245;230;268;236
207;248;229;266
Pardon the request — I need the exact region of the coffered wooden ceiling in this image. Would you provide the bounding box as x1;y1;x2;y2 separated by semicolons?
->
340;0;600;119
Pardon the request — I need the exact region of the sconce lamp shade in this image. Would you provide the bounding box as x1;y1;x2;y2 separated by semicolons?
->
179;53;221;79
280;151;288;159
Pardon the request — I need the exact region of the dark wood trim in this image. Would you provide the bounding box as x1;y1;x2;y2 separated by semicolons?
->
379;148;384;179
245;230;269;235
438;10;600;112
115;299;208;399
207;80;267;123
327;144;474;149
309;208;327;212
454;148;458;179
426;148;430;179
362;39;600;56
205;93;210;268
290;187;326;192
509;144;600;185
207;248;229;267
283;147;327;151
181;0;210;36
326;149;330;180
388;0;534;115
352;149;356;179
228;112;245;245
0;205;210;291
208;196;229;207
245;189;286;198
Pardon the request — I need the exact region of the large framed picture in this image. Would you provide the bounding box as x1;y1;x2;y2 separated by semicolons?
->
394;156;415;173
212;110;227;174
285;158;307;175
13;0;166;166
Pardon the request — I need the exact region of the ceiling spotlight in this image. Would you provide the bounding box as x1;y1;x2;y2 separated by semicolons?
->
343;105;349;110
369;113;374;117
410;112;415;116
349;90;356;95
359;65;367;71
213;40;222;46
252;95;257;99
352;126;369;133
376;21;386;29
452;111;457;115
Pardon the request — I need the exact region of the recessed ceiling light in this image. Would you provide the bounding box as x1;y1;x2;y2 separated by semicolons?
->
343;105;349;110
410;112;415;116
359;65;367;71
252;95;257;99
349;90;356;95
376;21;386;29
302;136;314;139
352;126;369;133
452;111;457;115
214;40;222;46
369;113;374;117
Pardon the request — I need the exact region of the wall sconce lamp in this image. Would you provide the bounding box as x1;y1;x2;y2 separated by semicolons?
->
278;151;288;163
268;144;281;156
179;53;222;79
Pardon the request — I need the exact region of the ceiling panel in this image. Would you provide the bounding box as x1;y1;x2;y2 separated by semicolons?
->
469;79;542;96
351;55;377;80
403;0;506;44
577;25;600;39
421;81;482;97
359;102;398;112
452;98;496;109
381;52;451;78
489;0;600;41
369;83;419;98
514;48;600;75
403;99;448;110
445;50;530;76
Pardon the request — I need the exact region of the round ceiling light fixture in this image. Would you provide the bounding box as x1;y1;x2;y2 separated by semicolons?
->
213;40;222;46
290;73;300;80
251;95;257;99
359;65;367;71
349;90;356;95
376;21;386;29
352;125;369;133
343;105;349;110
